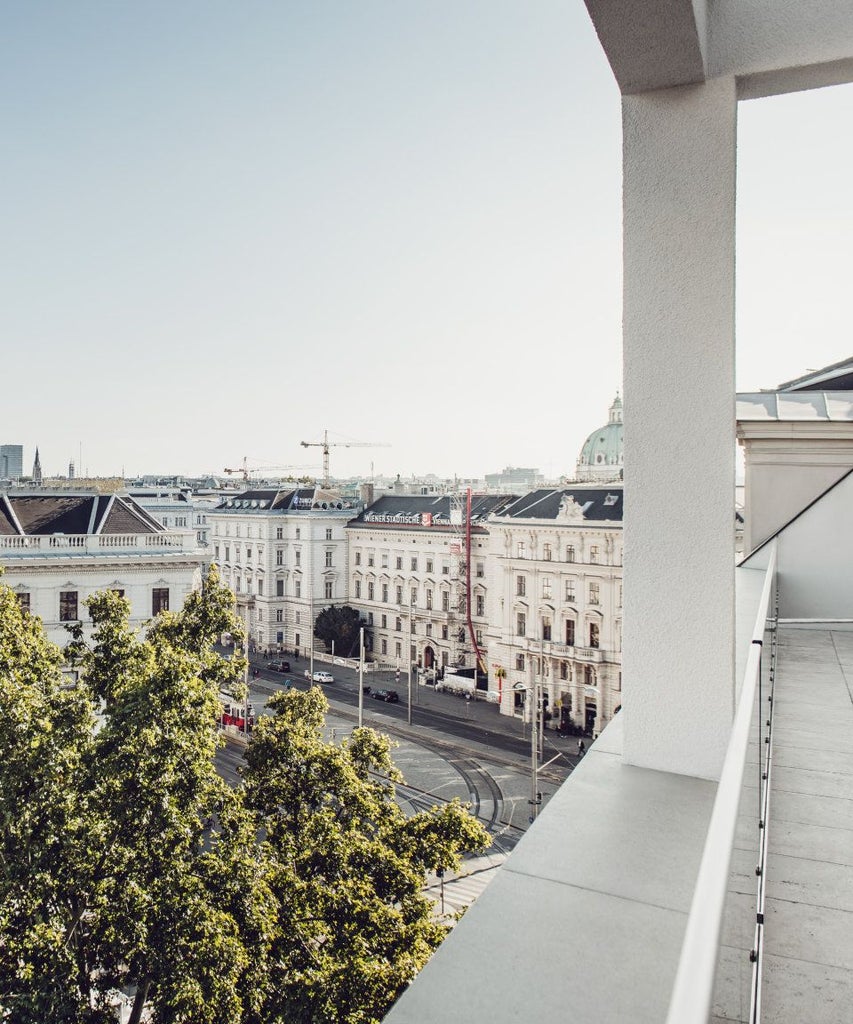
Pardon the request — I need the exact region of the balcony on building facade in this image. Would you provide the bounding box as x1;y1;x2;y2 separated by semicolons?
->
547;641;607;663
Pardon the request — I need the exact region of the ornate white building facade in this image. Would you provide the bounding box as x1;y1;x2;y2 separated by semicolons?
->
0;491;204;646
206;487;360;653
486;486;623;735
345;494;516;672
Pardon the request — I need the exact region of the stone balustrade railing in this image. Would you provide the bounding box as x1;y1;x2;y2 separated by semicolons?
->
542;641;607;662
0;532;197;555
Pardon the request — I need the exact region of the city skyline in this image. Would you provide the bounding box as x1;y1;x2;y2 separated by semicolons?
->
0;440;572;485
5;3;853;480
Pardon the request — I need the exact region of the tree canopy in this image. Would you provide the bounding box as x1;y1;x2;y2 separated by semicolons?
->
313;605;365;658
0;568;489;1023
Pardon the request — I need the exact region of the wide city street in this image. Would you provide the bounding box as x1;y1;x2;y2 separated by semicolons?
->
215;653;582;916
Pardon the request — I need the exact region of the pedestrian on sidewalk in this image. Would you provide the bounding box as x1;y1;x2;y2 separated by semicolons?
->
577;739;586;757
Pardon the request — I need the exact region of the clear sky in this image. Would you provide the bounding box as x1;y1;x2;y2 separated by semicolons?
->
4;3;852;481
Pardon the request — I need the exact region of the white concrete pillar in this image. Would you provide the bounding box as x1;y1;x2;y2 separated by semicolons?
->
622;77;737;779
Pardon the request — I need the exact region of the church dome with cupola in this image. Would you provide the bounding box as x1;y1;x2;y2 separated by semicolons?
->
575;394;623;482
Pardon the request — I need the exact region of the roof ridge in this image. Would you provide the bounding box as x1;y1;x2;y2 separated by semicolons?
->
93;493;115;534
776;355;853;391
116;494;165;533
0;493;24;535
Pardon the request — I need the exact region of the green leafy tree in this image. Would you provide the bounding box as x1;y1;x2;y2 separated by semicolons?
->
0;568;490;1024
313;605;365;658
241;687;490;1024
0;576;95;1022
0;566;265;1024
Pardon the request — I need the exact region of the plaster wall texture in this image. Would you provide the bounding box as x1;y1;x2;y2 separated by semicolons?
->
587;0;853;786
583;0;706;94
0;559;203;647
744;472;853;621
586;0;853;97
692;0;708;64
738;422;853;552
709;1;853;84
746;461;853;554
622;76;736;779
738;56;853;102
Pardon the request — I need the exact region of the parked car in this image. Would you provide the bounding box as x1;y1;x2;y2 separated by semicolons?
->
268;660;291;673
370;689;399;703
305;669;334;684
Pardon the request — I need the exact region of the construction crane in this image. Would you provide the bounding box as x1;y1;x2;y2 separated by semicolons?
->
300;430;390;487
223;456;319;483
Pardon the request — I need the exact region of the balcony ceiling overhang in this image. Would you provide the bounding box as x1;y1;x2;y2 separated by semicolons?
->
584;0;853;99
583;0;707;94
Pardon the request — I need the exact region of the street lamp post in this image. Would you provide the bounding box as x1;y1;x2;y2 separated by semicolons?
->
309;588;315;683
530;677;541;822
539;640;546;761
407;591;414;726
243;604;251;740
527;655;540;823
358;626;365;729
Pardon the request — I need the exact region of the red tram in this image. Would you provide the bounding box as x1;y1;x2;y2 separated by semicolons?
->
218;692;255;732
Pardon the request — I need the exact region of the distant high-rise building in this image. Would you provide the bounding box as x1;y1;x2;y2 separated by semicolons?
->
0;445;23;480
68;459;75;480
484;466;543;490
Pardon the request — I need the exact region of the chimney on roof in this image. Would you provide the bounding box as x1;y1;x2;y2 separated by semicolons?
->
360;482;375;506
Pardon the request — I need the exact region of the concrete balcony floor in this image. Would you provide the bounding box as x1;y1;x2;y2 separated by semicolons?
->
714;626;853;1024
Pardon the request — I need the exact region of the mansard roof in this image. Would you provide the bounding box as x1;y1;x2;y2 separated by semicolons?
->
776;356;853;392
499;487;624;522
0;495;21;536
216;488;296;511
348;493;518;531
215;486;360;513
0;492;165;536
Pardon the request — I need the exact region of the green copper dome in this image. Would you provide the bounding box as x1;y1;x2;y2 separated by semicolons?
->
576;394;623;481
